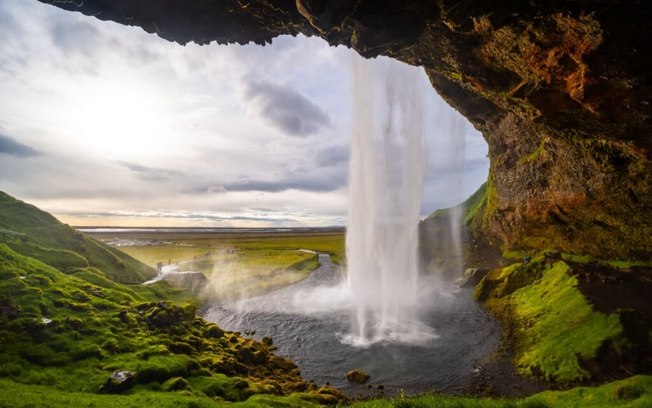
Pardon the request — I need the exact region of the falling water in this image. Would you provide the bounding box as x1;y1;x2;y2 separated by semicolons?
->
345;57;432;345
203;54;498;395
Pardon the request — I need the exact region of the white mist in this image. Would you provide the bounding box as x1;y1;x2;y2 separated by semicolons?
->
345;56;432;345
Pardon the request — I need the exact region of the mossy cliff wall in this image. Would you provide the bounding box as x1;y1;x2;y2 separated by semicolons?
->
39;0;652;259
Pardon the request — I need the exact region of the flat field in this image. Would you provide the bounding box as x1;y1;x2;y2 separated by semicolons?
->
84;228;345;299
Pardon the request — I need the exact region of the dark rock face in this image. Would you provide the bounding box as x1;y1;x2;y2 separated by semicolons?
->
39;0;652;259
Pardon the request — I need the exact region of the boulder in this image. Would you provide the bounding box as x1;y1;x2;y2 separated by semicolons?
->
99;370;135;393
346;369;370;384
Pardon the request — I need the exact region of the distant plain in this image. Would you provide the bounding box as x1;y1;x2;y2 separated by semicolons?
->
84;228;346;299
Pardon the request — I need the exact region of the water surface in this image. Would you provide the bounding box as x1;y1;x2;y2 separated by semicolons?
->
204;255;499;397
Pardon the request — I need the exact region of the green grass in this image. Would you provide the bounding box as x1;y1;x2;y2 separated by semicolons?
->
0;379;324;408
0;242;316;405
0;191;155;282
476;259;625;382
114;233;345;269
93;231;344;298
462;182;488;225
348;375;652;408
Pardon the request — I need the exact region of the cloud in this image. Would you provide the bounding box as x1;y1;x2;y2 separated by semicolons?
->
50;19;99;58
115;161;182;182
207;176;345;194
241;80;330;137
315;145;349;167
0;133;40;157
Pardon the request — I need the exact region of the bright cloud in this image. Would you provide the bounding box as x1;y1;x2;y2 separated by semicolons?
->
0;0;488;227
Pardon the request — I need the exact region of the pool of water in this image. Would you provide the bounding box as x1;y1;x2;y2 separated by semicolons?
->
203;255;499;397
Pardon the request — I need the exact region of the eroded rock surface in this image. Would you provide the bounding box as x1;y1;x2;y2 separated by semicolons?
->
39;0;652;259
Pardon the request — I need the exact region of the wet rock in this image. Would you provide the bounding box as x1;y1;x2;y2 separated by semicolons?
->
236;347;256;364
459;268;489;288
317;385;347;400
271;355;297;371
205;324;224;338
99;370;135;393
346;369;370;384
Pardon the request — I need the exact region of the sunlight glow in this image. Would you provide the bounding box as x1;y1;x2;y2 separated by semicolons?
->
64;78;170;159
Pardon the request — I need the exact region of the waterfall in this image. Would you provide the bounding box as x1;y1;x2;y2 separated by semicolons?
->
345;56;432;345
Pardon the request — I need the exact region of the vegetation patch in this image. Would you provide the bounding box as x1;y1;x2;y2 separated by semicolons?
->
0;191;155;282
349;375;652;408
475;258;627;382
90;230;344;298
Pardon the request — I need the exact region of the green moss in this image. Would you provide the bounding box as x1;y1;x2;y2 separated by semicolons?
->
0;191;156;283
531;375;652;407
482;173;499;231
480;260;625;382
0;378;321;407
463;182;488;225
348;376;652;408
518;140;548;165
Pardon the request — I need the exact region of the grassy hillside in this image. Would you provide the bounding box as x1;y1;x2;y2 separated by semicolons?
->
0;191;346;406
0;191;155;282
419;182;503;277
0;242;340;406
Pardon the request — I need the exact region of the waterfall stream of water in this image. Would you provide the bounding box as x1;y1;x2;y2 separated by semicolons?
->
345;57;433;345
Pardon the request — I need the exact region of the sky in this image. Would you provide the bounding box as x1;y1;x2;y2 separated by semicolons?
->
0;0;489;228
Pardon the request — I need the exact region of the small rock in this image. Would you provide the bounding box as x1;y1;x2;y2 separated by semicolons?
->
346;369;370;384
271;355;297;371
317;385;347;400
99;370;135;393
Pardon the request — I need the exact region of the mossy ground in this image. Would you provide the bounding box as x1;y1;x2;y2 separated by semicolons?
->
0;190;347;406
0;379;325;407
0;242;343;406
349;375;652;408
474;256;636;382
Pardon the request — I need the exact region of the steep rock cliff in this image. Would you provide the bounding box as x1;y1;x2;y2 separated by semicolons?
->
39;0;652;259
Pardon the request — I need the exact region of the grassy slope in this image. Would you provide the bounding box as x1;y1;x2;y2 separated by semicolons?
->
0;191;340;406
474;257;627;382
0;243;339;406
0;191;155;282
